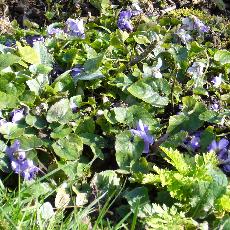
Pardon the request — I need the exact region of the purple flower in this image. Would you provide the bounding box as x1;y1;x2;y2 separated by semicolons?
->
130;120;154;154
176;28;193;45
193;16;209;33
186;132;201;151
209;138;230;173
6;140;39;180
10;109;24;123
25;35;44;46
117;11;133;32
71;66;84;78
210;103;219;111
5;39;15;47
182;16;209;33
47;24;63;36
66;18;85;38
208;138;229;154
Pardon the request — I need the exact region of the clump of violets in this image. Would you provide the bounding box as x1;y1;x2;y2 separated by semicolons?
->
6;140;39;180
66;18;85;38
117;8;142;32
208;138;230;173
130;120;154;154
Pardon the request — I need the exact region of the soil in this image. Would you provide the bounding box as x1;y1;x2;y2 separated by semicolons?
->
1;0;230;27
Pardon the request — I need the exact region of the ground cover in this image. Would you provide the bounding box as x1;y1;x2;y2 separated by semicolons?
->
0;0;230;229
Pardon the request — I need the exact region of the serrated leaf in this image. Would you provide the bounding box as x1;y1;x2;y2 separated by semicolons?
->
18;45;40;64
26;74;49;95
52;134;83;161
127;81;168;107
115;131;144;171
0;53;21;70
46;99;73;124
214;50;230;65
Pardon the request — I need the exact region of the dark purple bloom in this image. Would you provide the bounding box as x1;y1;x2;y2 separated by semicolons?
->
66;18;85;38
184;132;201;151
130;120;154;154
25;35;44;46
71;66;84;78
10;109;24;123
5;39;16;47
6;140;39;180
117;11;133;32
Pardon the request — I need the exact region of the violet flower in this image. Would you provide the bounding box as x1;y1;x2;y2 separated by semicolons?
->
25;35;44;46
117;11;134;32
208;138;229;154
176;28;193;45
6;140;39;180
186;132;201;151
187;62;206;78
208;138;230;173
66;18;85;38
182;16;209;33
10;109;24;123
71;66;84;78
130;120;154;154
47;24;63;36
210;103;219;111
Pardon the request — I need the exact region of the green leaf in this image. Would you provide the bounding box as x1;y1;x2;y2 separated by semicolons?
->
18;135;43;149
33;41;53;66
73;70;105;83
0;91;18;109
214;50;230;65
46;99;73;124
79;133;105;160
89;0;110;12
26;74;49;95
0;122;24;139
18;45;40;64
52;134;83;161
127;81;168;107
167;97;206;134
124;187;150;214
0;53;21;70
91;170;120;194
115;131;144;171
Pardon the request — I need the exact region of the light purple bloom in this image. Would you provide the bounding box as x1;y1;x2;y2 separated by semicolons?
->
176;28;193;45
187;62;206;78
10;109;24;123
6;140;39;180
66;18;85;38
193;16;209;33
47;24;63;36
182;16;209;33
210;103;219;111
130;120;154;154
211;74;222;87
117;11;133;32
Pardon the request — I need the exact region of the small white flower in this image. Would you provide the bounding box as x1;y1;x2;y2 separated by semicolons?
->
211;74;222;87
